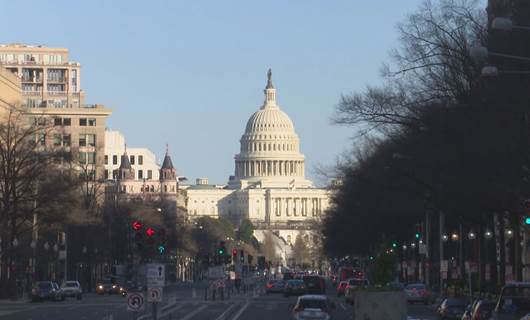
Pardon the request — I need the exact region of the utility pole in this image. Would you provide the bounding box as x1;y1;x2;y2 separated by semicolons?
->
439;211;445;295
425;210;431;286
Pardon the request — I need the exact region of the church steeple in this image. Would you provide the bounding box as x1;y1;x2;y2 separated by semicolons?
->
118;144;134;180
160;144;177;181
263;68;277;108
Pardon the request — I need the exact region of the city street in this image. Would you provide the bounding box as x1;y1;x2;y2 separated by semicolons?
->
0;283;439;320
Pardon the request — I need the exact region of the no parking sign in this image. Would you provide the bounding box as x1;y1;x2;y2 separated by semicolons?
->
127;292;145;312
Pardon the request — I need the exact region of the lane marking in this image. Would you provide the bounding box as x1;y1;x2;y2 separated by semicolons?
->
215;302;239;320
180;304;207;320
230;300;250;320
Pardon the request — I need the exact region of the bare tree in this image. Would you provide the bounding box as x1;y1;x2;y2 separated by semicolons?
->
0;105;77;296
292;233;309;267
333;0;487;134
261;230;277;262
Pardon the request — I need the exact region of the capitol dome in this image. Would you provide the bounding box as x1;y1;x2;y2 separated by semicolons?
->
230;69;312;189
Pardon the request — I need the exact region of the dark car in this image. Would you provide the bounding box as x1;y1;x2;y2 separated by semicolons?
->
492;282;530;320
96;277;120;295
436;298;467;319
404;283;430;304
302;275;326;295
265;279;285;294
31;281;64;302
470;300;495;320
284;279;306;297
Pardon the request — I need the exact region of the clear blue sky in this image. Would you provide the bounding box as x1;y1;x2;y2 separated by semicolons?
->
0;0;428;185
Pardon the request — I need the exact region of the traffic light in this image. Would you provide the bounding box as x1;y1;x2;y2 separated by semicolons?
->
525;217;530;225
240;250;245;263
415;232;421;239
158;228;167;255
218;241;226;255
392;242;397;248
132;220;143;251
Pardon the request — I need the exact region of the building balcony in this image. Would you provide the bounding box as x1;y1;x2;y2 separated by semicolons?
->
22;90;42;96
47;91;67;96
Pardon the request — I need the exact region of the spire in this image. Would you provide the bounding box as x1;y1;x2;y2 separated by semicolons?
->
161;149;174;170
263;68;277;108
160;145;177;181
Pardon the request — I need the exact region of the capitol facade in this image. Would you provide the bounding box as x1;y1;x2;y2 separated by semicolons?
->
184;70;330;248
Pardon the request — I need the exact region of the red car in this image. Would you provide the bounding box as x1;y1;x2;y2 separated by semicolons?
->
336;281;348;296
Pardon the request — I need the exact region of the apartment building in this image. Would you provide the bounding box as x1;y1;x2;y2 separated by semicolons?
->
0;44;112;179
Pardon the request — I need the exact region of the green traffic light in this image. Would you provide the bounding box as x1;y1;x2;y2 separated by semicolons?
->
218;248;225;255
158;245;165;254
369;256;374;260
415;233;420;239
392;242;397;248
525;217;530;225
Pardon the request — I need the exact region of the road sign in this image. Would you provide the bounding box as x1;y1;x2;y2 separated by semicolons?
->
147;287;163;302
127;292;145;312
147;264;165;287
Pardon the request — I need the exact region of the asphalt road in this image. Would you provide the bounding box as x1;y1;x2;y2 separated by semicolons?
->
0;282;439;320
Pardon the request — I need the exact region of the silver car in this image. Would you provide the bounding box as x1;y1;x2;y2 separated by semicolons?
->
61;280;82;300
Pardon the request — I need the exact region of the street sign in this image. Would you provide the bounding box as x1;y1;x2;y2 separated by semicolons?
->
147;264;165;287
127;292;145;312
147;287;163;302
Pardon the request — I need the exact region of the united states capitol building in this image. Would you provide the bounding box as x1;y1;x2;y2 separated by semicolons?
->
108;70;330;254
184;70;330;247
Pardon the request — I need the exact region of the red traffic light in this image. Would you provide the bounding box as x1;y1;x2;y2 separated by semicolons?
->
232;248;238;257
132;221;142;231
146;228;155;237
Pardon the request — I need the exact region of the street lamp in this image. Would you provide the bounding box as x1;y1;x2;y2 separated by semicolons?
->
505;229;514;239
12;238;19;247
442;234;449;242
470;45;530;62
410;242;416;248
44;242;50;251
402;245;407;250
451;232;459;242
485;230;493;239
468;231;476;240
30;240;37;249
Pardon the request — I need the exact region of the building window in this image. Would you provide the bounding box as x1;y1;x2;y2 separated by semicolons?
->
87;152;96;164
164;185;168;192
63;135;71;147
138;170;143;179
112;170;118;179
148;170;152;179
287;235;292;244
54;118;62;126
130;155;135;165
88;118;96;126
79;118;87;126
63;118;71;126
79;134;96;147
104;170;109;179
104;155;108;165
138;155;143;165
53;134;62;146
35;133;46;146
113;155;118;165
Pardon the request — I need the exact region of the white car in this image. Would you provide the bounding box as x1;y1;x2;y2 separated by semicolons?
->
61;280;82;300
292;294;335;320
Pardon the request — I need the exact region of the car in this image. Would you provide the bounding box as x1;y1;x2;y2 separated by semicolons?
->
344;278;369;304
61;280;82;300
404;283;430;304
470;300;495;320
302;275;326;294
436;298;467;319
284;279;306;297
492;282;530;319
95;277;120;295
336;281;348;296
265;279;285;294
292;294;336;320
31;281;64;302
